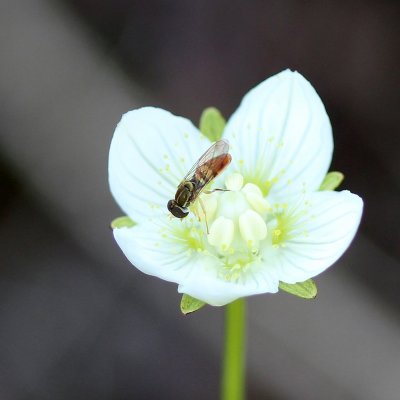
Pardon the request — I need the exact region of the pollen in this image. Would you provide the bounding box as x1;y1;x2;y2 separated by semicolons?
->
166;222;206;253
272;228;282;246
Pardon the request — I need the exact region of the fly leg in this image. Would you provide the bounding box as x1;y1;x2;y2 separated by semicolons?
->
204;188;230;194
198;197;209;234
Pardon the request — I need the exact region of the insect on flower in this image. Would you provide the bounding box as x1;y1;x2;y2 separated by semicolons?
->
167;139;232;225
110;72;364;307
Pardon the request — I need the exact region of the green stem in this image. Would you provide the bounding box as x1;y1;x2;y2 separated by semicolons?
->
221;298;246;400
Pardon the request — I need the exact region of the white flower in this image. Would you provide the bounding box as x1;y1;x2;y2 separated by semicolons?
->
109;70;363;306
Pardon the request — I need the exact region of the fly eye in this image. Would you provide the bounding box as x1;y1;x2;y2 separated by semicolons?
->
167;200;175;212
167;200;189;218
177;207;189;218
172;206;189;218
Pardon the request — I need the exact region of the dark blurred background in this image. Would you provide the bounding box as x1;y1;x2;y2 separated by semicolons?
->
0;1;399;399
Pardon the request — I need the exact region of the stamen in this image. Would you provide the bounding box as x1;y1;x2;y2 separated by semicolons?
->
238;210;267;251
208;216;234;254
225;173;244;191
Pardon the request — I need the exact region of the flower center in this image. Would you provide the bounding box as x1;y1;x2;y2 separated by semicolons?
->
206;173;270;252
188;173;272;279
181;173;311;282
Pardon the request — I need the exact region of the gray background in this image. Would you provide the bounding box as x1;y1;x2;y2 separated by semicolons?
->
0;1;399;399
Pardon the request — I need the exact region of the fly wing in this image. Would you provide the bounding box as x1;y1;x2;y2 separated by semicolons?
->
182;139;230;183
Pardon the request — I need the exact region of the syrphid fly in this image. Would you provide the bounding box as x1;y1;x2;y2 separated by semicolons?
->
167;139;232;221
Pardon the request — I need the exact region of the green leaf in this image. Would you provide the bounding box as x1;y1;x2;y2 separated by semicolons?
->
199;107;226;142
319;171;344;191
279;279;317;299
110;216;135;229
180;294;206;314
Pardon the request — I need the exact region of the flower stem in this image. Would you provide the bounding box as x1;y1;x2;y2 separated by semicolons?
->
221;298;246;400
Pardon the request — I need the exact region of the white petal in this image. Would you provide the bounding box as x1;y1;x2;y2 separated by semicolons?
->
178;258;280;306
113;217;279;306
109;107;208;223
113;217;202;284
224;70;333;198
114;218;278;306
272;190;363;283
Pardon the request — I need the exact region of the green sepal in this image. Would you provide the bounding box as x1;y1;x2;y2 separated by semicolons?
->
319;171;344;191
110;216;136;229
279;279;317;299
199;107;226;142
180;294;206;314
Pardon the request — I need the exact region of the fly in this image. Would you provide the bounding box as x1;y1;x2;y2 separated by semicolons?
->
167;139;232;225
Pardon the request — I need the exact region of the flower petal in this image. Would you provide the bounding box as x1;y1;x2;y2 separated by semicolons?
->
114;216;279;307
178;258;280;306
271;190;363;283
113;217;202;284
224;69;333;198
109;107;208;223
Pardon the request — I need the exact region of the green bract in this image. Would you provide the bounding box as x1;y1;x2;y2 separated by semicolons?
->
199;107;226;142
180;294;206;314
111;216;135;229
319;171;344;191
279;279;317;299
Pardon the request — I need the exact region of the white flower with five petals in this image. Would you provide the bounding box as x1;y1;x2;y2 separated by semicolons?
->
109;69;363;306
